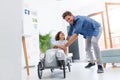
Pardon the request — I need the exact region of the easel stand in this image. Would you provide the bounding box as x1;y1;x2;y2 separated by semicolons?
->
22;36;30;76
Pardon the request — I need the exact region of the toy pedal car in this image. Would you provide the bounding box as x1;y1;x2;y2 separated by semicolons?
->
37;49;71;79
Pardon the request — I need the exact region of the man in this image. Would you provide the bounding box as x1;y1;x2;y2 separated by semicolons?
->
60;11;104;73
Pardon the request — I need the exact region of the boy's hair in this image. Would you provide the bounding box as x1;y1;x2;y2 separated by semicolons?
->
62;11;73;19
55;31;65;41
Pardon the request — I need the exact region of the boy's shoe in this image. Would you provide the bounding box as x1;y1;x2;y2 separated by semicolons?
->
85;62;95;68
97;65;104;73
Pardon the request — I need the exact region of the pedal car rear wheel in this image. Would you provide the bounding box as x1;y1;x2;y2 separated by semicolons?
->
67;62;71;72
38;62;43;79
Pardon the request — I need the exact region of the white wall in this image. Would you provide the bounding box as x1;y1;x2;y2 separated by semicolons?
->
0;0;22;80
36;0;69;35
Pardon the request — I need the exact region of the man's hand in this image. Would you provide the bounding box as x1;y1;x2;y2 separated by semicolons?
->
58;45;67;52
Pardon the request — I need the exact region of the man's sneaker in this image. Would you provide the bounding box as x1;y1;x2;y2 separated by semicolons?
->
85;62;95;68
97;65;104;73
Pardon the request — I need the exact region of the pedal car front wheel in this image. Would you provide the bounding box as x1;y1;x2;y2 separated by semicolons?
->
38;62;43;79
51;68;54;72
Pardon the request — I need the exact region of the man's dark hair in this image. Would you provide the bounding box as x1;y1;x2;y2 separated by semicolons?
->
62;11;73;19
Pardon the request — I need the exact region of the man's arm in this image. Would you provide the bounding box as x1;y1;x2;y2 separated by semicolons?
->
66;36;70;40
65;34;78;47
58;34;78;52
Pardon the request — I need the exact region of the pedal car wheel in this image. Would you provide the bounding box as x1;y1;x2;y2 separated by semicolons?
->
51;68;54;72
67;62;71;72
38;62;43;79
62;60;66;78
